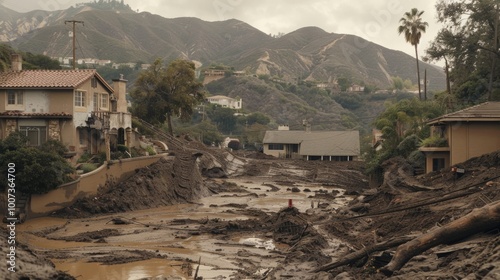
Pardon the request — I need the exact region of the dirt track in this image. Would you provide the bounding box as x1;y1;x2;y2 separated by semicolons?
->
8;145;500;279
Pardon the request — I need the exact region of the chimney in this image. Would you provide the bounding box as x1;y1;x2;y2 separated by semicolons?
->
112;74;128;113
11;54;22;71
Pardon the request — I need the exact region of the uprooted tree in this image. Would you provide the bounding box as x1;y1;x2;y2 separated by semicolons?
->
380;199;500;276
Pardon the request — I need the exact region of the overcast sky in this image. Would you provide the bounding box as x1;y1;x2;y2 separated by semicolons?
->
2;0;443;65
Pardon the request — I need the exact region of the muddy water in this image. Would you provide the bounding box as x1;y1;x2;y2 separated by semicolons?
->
18;177;352;280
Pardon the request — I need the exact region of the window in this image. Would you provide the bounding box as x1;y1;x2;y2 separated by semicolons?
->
268;144;284;150
7;90;23;105
432;158;445;172
93;92;99;110
100;93;108;109
75;90;86;107
19;126;47;146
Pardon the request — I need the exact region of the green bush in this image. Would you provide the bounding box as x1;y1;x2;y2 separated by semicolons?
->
420;135;448;147
117;144;129;152
146;145;156;155
80;163;98;173
77;152;92;163
0;133;74;194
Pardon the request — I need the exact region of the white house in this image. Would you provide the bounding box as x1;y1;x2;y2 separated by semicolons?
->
207;95;242;109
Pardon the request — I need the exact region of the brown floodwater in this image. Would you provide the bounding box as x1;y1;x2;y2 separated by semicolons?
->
18;177;351;279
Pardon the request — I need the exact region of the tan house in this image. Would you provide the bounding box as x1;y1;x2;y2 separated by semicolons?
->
0;54;132;161
419;102;500;173
262;128;360;161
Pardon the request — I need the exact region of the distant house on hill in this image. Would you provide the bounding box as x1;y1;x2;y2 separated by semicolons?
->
203;68;226;85
262;126;360;161
207;95;242;109
419;102;500;173
347;84;365;93
0;54;132;162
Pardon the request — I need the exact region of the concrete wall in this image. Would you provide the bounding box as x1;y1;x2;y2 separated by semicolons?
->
28;154;166;218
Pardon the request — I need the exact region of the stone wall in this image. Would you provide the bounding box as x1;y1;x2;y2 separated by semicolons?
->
48;120;61;140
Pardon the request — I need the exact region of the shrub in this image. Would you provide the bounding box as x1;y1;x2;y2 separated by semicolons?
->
117;144;129;152
80;163;98;173
146;145;156;155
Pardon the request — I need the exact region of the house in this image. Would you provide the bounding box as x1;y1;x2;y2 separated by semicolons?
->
262;127;360;161
0;54;132;162
207;95;242;109
419;102;500;173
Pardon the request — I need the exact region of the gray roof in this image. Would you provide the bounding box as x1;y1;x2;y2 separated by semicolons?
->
428;102;500;125
263;130;360;156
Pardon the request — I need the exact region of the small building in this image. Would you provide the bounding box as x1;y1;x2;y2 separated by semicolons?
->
419;102;500;173
207;95;242;109
262;129;360;161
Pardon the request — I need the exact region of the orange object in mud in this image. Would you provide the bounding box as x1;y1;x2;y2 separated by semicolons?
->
288;199;293;208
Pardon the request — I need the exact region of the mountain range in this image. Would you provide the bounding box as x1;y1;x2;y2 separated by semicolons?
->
0;3;445;91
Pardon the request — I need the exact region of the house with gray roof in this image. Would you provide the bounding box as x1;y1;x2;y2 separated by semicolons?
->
419;101;500;173
262;127;360;161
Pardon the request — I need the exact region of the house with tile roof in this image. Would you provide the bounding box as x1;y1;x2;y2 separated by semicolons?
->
0;54;132;161
419;102;500;173
262;127;360;161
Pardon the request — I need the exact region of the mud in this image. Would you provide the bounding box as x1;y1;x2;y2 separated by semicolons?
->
12;144;500;279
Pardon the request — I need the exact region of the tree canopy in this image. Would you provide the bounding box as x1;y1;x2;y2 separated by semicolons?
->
130;58;205;135
398;8;429;100
426;0;500;104
366;99;445;175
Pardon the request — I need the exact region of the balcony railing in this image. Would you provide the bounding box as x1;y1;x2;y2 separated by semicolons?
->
87;111;131;130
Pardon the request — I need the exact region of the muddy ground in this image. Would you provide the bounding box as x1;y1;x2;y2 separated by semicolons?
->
8;139;500;279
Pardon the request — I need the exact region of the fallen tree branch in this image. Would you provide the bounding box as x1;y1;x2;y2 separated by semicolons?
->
380;200;500;276
312;235;415;273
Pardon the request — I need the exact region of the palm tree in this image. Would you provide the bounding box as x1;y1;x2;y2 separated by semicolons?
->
398;8;428;100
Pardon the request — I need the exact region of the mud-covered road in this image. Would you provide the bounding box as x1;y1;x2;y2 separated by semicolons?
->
7;146;500;280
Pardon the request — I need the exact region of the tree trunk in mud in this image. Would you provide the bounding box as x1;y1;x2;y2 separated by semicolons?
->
312;235;414;273
380;200;500;276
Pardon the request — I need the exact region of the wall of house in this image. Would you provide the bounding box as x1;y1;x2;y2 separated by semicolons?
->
424;150;451;173
449;122;500;166
263;143;285;158
28;154;168;218
48;90;74;113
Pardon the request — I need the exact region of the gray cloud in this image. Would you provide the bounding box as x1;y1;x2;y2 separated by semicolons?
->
2;0;441;64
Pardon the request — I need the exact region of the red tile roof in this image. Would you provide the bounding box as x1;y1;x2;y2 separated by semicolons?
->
0;111;73;119
0;69;113;92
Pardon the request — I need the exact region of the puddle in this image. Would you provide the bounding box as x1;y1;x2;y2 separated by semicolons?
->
239;237;276;250
53;258;186;280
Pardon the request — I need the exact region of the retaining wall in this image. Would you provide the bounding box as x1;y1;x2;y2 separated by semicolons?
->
28;154;165;218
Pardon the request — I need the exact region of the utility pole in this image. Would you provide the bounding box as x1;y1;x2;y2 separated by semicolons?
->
65;20;84;69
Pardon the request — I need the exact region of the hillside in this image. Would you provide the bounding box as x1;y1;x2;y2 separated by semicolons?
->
0;4;446;91
205;76;413;134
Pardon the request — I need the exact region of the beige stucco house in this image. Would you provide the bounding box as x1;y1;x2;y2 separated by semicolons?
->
262;127;360;161
0;54;132;161
419;102;500;173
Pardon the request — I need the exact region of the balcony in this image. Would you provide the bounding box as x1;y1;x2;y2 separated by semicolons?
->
87;111;132;130
419;135;450;152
